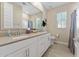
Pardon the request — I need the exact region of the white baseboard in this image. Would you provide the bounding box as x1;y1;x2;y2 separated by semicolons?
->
55;41;68;46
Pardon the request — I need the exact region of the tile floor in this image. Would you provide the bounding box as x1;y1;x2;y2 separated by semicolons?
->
43;43;74;57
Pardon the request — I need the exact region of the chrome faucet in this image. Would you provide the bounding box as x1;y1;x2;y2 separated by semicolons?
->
16;31;20;36
7;30;12;37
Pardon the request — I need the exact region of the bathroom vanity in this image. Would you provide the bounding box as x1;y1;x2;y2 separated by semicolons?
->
0;32;51;57
74;36;79;57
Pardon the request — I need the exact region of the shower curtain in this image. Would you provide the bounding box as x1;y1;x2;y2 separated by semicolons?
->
68;10;76;55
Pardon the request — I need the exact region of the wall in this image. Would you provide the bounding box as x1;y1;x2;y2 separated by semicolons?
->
47;3;79;45
1;2;4;29
0;3;1;29
30;12;43;21
13;3;22;28
23;13;30;20
0;3;27;37
0;2;24;29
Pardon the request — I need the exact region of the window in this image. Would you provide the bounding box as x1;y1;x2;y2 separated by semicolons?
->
57;12;67;28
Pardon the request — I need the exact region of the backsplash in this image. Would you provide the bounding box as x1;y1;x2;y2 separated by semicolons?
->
0;29;26;37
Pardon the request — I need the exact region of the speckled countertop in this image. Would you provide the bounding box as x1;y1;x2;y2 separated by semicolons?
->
0;31;48;47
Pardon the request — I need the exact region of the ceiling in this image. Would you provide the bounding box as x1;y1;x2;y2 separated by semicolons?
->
16;2;70;15
16;2;41;15
42;2;70;10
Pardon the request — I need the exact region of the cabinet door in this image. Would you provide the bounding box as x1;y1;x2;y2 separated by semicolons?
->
28;38;37;57
28;45;36;57
6;47;28;57
45;35;51;49
45;34;51;47
38;35;46;56
38;34;51;56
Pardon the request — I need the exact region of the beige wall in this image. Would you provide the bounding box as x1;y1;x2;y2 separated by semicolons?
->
0;3;1;29
1;2;4;29
0;3;23;29
23;13;30;20
13;3;22;28
0;3;26;37
30;12;43;21
47;3;79;45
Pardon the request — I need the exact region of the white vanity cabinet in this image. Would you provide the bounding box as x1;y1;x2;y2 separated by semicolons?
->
6;43;37;57
0;33;51;57
74;40;79;57
5;37;37;57
25;37;38;57
6;47;28;57
38;33;51;56
28;43;37;57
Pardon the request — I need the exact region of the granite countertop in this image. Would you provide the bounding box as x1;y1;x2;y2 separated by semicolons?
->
0;31;48;47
